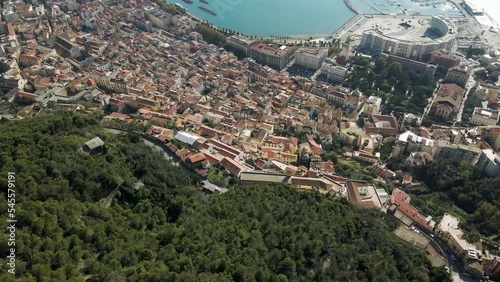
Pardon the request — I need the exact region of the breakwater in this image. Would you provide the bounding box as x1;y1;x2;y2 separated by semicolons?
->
344;0;361;14
332;13;365;38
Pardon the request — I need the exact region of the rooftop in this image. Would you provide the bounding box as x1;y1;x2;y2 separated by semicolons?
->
360;16;455;44
438;213;479;255
240;171;290;183
296;47;328;58
84;137;104;150
473;107;499;121
251;43;294;57
346;180;382;209
174;131;200;145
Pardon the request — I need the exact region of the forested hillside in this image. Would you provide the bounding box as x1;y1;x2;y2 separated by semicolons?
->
412;160;500;238
0;113;449;281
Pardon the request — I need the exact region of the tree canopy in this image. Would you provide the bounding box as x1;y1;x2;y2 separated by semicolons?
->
344;56;437;118
413;160;500;237
195;24;227;46
0;113;449;281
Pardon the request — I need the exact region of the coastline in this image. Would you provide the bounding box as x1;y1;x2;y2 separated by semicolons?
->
171;0;360;41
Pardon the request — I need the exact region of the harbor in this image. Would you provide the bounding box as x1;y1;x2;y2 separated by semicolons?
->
166;0;356;37
169;0;468;40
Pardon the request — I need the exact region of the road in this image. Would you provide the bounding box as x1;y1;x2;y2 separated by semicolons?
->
283;59;295;71
422;82;440;120
103;128;192;174
454;68;482;125
414;226;478;282
311;68;322;81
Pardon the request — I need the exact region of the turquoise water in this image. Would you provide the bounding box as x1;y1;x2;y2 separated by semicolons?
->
166;0;356;37
167;0;464;37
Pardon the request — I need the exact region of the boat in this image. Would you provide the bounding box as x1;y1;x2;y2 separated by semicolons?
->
200;0;209;4
175;3;187;10
181;0;193;4
198;6;216;16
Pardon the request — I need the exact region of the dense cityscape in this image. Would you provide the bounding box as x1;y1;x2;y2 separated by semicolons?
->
0;0;499;281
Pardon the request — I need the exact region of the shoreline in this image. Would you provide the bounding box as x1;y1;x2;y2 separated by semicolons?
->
174;0;465;43
172;0;360;41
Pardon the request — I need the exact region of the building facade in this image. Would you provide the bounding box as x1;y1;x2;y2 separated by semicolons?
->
445;65;470;87
320;60;348;83
433;140;481;165
359;15;457;61
475;149;500;177
430;83;465;121
294;47;328;70
430;49;460;70
250;43;297;70
227;36;255;57
385;53;437;76
469;107;499;126
144;7;177;29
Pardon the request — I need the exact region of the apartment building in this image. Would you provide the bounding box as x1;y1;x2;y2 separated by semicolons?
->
433;140;481;165
250;43;297;70
294;47;328;70
227;36;255;57
445;65;470;87
320;60;348;83
396;131;435;154
469;107;499;126
475;149;500;177
429;49;460;70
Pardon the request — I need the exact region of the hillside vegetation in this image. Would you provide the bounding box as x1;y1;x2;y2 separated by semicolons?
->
0;113;449;281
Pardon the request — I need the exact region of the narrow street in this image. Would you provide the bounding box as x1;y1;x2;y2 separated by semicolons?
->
104;128;192;174
454;67;482;125
311;68;322;80
422;83;440;120
414;226;477;282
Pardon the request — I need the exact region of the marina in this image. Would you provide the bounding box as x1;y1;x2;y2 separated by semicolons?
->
166;0;465;36
165;0;356;37
350;0;464;17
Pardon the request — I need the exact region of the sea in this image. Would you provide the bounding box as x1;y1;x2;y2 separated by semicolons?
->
166;0;465;37
167;0;355;37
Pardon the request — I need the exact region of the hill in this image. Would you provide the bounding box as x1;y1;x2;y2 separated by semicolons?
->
0;113;449;281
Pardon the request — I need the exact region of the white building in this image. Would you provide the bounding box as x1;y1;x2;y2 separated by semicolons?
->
359;15;457;61
476;149;500;177
470;107;499;126
144;7;177;29
174;131;201;146
397;131;435;154
295;47;328;70
320;60;348;83
436;213;481;261
362;96;382;115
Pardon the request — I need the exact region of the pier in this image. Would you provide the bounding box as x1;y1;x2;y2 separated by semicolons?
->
361;0;388;15
343;0;361;15
332;14;365;39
